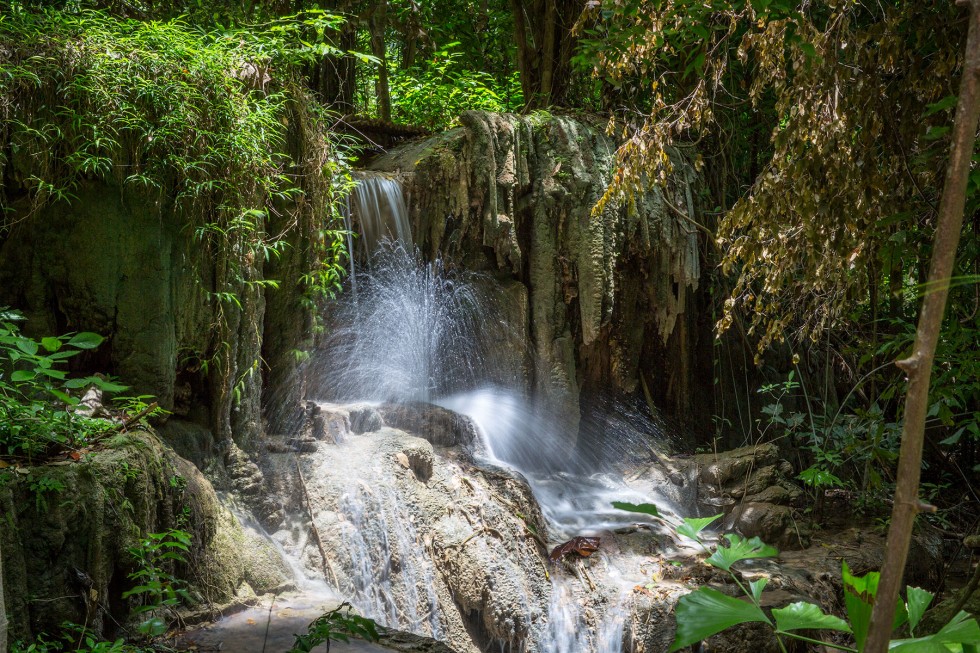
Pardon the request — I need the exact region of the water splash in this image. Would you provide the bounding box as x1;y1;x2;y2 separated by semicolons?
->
310;244;516;405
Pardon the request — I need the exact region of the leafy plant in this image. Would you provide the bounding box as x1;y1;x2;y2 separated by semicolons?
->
122;529;192;637
0;308;123;461
613;504;980;652
11;622;145;652
28;474;66;513
390;43;523;130
289;602;380;653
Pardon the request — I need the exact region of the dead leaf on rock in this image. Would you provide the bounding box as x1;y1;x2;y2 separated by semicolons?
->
395;452;410;469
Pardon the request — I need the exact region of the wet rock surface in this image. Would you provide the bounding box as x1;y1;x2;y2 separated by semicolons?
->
175;592;461;652
677;443;810;550
254;407;961;653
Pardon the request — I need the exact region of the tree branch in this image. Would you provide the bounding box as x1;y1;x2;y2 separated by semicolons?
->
864;1;980;650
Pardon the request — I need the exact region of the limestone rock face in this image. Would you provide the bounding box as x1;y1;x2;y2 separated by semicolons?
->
0;432;287;642
370;111;704;428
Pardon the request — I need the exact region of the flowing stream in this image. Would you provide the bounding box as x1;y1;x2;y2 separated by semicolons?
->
291;173;695;652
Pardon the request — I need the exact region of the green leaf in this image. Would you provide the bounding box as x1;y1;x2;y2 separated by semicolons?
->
924;95;958;117
65;377;91;389
842;561;908;650
67;332;104;350
843;561;876;650
748;578;768;603
611;501;660;518
677;514;723;541
890;612;980;652
905;586;933;636
934;610;980;644
41;337;62;353
772;601;851;633
10;369;36;382
92;378;128;393
15;338;38;356
706;534;778;571
669;588;770;652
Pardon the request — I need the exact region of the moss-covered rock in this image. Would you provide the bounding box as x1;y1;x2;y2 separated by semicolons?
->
0;431;288;643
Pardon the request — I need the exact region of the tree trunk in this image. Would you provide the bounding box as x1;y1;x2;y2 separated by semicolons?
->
369;0;391;121
309;1;358;113
864;1;980;650
509;0;584;108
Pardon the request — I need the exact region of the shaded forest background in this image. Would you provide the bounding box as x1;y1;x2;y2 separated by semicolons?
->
1;0;978;534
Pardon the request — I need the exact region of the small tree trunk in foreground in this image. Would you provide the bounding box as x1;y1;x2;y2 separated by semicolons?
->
864;1;980;650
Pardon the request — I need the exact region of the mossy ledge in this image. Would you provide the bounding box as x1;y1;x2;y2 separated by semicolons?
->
0;431;289;643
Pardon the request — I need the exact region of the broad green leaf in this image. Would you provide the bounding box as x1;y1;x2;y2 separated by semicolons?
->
677;514;723;541
669;587;770;652
67;332;104;350
92;378;128;393
65;377;91;389
934;611;980;643
890;612;980;652
611;501;660;518
924;95;958;117
10;369;36;382
843;561;876;650
772;601;851;633
888;640;949;653
15;338;38;356
706;534;778;571
41;337;62;352
906;586;934;635
48;388;76;405
843;561;908;650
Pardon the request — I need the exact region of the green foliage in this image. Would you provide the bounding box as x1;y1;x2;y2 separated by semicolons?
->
289;602;380;653
0;7;352;401
11;622;148;652
122;529;192;637
10;529;193;650
390;43;523;130
28;474;66;513
0;308;121;460
663;509;980;652
705;533;778;572
111;395;169;426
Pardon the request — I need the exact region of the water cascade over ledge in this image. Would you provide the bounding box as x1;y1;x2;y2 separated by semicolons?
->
265;172;703;652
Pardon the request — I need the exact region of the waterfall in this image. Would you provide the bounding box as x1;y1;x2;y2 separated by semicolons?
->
292;173;693;653
349;173;412;259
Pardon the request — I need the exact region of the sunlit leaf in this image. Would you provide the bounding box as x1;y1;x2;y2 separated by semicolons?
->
706;534;778;571
905;586;933;636
772;601;851;633
668;588;770;652
611;501;660;518
67;332;104;350
676;514;722;541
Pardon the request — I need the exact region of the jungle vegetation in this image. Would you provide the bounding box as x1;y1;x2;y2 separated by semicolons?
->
0;0;978;649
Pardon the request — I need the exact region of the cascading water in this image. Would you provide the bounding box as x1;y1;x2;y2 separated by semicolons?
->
294;173;696;652
349;173;412;260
